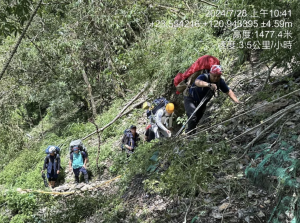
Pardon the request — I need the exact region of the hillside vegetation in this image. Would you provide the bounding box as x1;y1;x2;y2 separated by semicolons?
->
0;0;300;222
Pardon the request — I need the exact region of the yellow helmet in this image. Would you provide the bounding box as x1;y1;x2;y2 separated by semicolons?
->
165;103;174;114
142;102;151;110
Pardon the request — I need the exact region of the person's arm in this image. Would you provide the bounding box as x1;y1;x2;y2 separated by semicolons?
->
83;157;88;168
195;78;217;91
124;140;132;150
69;155;73;171
226;89;240;103
124;135;133;150
57;156;60;174
82;152;88;168
156;110;171;136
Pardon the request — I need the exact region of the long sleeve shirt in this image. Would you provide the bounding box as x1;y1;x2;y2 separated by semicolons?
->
154;109;169;134
43;154;60;173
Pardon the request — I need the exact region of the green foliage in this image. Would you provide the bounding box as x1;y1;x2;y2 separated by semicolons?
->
10;214;33;223
0;215;10;223
0;0;32;43
176;115;187;125
120;135;229;197
6;191;37;215
0;148;43;187
1;0;299;221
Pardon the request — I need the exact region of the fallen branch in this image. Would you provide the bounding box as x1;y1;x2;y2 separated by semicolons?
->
244;113;287;151
82;82;149;140
155;4;186;16
226;101;300;144
180;88;300;140
226;102;299;163
0;0;43;81
267;119;287;149
183;199;192;223
199;0;218;7
118;99;147;117
271;69;300;87
183;0;194;14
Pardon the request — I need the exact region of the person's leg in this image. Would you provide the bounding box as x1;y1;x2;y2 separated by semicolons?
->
73;168;80;184
50;179;56;188
51;173;58;188
194;104;207;127
79;166;89;184
48;171;54;188
184;97;199;135
152;124;160;139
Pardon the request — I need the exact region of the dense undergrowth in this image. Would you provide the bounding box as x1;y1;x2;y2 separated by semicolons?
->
1;0;300;222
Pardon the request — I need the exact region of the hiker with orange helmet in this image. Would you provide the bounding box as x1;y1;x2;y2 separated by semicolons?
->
145;102;175;141
184;65;240;135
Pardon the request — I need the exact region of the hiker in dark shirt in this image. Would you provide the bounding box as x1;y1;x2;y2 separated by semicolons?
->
123;125;140;156
145;124;156;142
41;146;60;189
184;65;240;135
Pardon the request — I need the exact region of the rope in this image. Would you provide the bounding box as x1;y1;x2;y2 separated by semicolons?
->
18;175;122;196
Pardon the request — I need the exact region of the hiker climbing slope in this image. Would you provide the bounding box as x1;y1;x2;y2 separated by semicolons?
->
69;146;89;184
184;65;240;135
145;100;175;141
41;146;61;189
122;125;140;156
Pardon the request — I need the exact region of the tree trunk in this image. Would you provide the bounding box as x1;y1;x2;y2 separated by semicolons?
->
0;0;43;81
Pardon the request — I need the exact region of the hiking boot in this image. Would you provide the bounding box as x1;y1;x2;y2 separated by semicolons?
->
84;174;89;184
75;176;79;184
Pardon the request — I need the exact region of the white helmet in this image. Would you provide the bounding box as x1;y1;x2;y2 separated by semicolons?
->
49;146;56;153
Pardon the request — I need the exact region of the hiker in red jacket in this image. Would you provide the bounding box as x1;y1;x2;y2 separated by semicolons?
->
184;65;240;135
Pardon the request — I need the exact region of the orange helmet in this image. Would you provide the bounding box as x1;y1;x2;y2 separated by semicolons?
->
166;103;174;114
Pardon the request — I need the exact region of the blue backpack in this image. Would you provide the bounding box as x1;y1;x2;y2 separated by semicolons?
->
45;145;60;154
45;146;62;169
146;97;169;118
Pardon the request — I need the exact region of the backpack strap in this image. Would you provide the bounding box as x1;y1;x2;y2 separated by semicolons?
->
183;70;204;97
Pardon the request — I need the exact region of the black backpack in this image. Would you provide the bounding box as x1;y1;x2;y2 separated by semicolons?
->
121;129;132;151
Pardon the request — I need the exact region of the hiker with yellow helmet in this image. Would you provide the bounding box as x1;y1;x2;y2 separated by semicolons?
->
144;98;175;141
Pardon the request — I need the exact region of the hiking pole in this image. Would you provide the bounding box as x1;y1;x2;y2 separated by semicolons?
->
174;90;214;138
41;172;48;187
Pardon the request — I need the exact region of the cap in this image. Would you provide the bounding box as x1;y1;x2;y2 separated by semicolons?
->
210;65;223;76
130;125;136;129
73;146;79;151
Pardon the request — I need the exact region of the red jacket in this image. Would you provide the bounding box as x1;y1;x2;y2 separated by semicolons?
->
174;55;220;94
